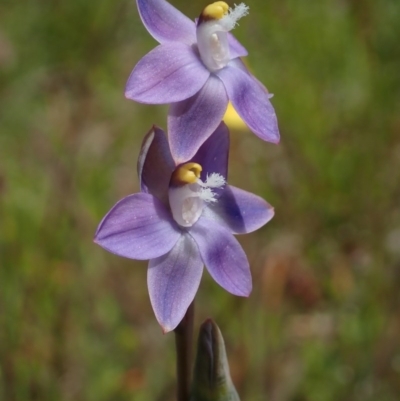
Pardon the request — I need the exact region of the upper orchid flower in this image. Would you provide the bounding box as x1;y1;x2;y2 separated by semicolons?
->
126;0;280;163
94;123;274;332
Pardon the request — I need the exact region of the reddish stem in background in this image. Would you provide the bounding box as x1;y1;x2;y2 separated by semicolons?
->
174;301;195;401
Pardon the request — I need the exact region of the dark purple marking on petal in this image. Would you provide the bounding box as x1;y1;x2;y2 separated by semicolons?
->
168;75;228;163
125;43;209;104
202;185;274;234
189;218;251;296
148;234;203;332
137;126;176;204
137;0;196;45
94;193;180;260
190;121;229;189
217;62;280;143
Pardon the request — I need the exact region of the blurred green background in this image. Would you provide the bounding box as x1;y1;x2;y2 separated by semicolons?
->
1;0;400;400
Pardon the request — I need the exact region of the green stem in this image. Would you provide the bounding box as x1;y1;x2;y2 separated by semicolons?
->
174;301;195;401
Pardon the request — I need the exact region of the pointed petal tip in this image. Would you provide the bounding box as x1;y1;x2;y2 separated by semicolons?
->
161;318;182;333
124;84;137;101
234;286;252;297
93;226;103;244
144;124;165;137
93;220;106;243
266;207;275;224
161;324;173;334
124;90;145;103
261;202;275;225
272;134;281;144
258;123;280;144
225;274;252;297
258;129;280;145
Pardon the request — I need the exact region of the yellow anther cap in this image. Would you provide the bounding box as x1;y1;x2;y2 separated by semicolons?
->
171;163;203;185
201;1;229;21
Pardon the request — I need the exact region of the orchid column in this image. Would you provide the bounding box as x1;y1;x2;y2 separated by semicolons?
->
94;1;280;400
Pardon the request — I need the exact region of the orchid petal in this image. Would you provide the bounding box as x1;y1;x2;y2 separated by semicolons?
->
137;0;196;45
148;234;203;332
202;185;274;234
168;75;228;163
125;43;210;104
190;121;229;182
137;126;175;204
190;218;251;296
228;33;248;59
217;61;280;143
94;193;180;260
229;57;251;74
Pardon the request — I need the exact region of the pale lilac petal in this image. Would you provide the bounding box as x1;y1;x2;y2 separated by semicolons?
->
168;76;228;163
202;185;274;234
190;218;251;296
229;57;251;74
217;63;280;143
125;43;209;104
190;121;229;182
137;126;175;204
137;0;196;45
94;193;180;260
228;33;248;58
148;234;203;332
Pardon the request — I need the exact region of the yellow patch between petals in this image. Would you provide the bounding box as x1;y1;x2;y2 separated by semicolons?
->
223;102;247;130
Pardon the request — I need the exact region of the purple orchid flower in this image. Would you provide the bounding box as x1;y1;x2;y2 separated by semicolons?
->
125;0;280;164
94;123;274;332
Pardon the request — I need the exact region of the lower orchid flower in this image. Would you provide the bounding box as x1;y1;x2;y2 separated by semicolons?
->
94;123;274;332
